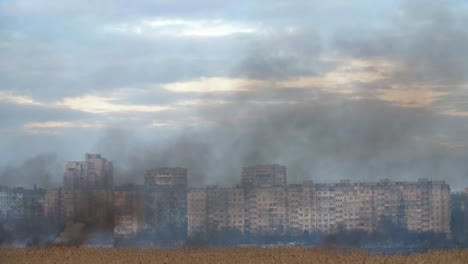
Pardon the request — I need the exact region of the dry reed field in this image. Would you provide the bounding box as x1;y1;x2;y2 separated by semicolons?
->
1;247;467;264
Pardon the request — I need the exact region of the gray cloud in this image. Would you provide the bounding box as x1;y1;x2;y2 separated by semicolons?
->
232;28;324;79
335;0;468;85
1;0;468;191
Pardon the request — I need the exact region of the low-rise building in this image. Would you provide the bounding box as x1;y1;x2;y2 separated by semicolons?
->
22;186;45;220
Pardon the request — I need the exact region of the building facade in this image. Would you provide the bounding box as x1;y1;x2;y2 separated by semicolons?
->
113;185;145;236
143;168;188;236
187;188;207;237
43;189;62;223
241;165;286;187
59;154;115;227
0;186;24;219
464;188;468;239
64;153;113;191
144;167;187;187
188;167;451;237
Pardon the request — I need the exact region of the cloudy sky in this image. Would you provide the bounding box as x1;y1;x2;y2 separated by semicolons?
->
1;0;468;190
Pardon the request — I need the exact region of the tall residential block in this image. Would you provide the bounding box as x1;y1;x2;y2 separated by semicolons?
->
60;154;114;228
64;153;113;191
143;168;188;236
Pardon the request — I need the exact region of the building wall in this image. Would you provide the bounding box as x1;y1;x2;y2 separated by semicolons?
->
429;181;450;233
187;189;207;237
241;165;286;187
226;188;246;233
464;188;468;238
287;183;315;234
113;186;145;236
0;186;24;219
143;168;188;235
143;186;187;232
44;189;61;222
186;178;452;237
314;184;337;233
64;153;113;191
22;187;45;220
247;187;288;234
205;187;229;232
187;187;247;237
144;167;187;187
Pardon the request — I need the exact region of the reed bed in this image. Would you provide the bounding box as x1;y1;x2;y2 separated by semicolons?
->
1;247;467;264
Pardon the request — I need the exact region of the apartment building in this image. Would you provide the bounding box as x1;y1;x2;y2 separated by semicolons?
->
44;188;62;223
143;168;188;234
226;187;246;233
64;153;113;191
0;186;24;219
247;186;288;234
58;154;115;227
187;186;246;237
287;181;315;234
187;188;207;237
428;181;450;233
22;186;45;220
0;186;45;221
187;166;451;237
113;185;145;236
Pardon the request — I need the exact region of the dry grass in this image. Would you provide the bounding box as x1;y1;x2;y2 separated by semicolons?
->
1;247;467;264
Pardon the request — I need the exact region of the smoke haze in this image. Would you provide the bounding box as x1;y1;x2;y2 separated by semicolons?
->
1;0;468;190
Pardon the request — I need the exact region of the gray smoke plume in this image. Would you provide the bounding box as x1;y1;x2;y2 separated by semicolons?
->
85;1;468;191
90;1;468;190
0;153;63;189
1;0;468;191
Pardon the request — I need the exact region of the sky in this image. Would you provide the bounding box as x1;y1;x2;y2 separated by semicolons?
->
1;0;468;190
